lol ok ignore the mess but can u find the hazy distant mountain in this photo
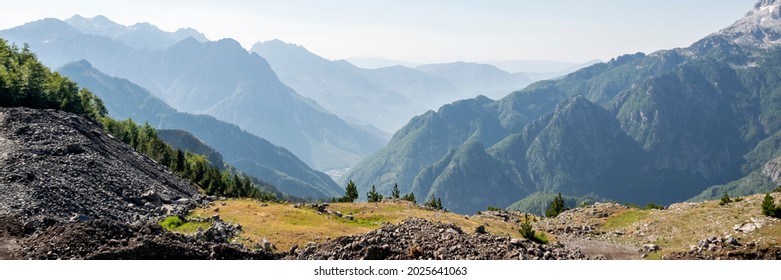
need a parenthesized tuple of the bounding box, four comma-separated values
(359, 65, 464, 110)
(483, 59, 591, 74)
(415, 62, 533, 100)
(345, 56, 421, 69)
(345, 0, 781, 214)
(1, 18, 386, 171)
(65, 15, 208, 50)
(251, 39, 426, 132)
(58, 60, 343, 198)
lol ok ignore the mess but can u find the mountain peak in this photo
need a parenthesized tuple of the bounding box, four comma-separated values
(716, 0, 781, 48)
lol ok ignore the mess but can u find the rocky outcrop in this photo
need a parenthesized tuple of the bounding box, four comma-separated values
(287, 218, 588, 260)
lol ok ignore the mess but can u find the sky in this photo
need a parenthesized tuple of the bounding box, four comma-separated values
(0, 0, 759, 63)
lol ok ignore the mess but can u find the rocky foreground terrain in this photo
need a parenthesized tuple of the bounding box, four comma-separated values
(0, 107, 277, 259)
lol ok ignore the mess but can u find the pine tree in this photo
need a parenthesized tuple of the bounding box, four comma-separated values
(391, 183, 400, 199)
(545, 193, 567, 218)
(340, 180, 359, 202)
(424, 194, 443, 210)
(402, 193, 416, 203)
(367, 185, 383, 202)
(762, 193, 780, 218)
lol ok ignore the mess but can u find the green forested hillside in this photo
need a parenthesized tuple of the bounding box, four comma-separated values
(344, 2, 781, 214)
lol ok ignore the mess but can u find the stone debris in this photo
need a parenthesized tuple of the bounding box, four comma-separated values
(0, 108, 273, 260)
(287, 218, 588, 260)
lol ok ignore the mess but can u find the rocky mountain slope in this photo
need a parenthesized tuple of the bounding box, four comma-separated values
(344, 0, 781, 214)
(0, 107, 278, 259)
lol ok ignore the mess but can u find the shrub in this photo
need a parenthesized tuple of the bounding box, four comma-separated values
(644, 203, 664, 210)
(160, 216, 184, 229)
(487, 206, 502, 211)
(519, 214, 547, 244)
(719, 193, 733, 206)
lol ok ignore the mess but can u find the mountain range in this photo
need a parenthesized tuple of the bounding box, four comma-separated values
(0, 16, 386, 171)
(253, 40, 595, 133)
(344, 0, 781, 214)
(57, 60, 342, 199)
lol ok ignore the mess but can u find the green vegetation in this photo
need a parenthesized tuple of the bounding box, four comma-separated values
(519, 214, 547, 244)
(401, 193, 416, 203)
(424, 194, 443, 210)
(545, 193, 567, 218)
(643, 203, 665, 210)
(602, 209, 649, 230)
(487, 206, 502, 211)
(335, 181, 359, 203)
(762, 193, 780, 218)
(719, 193, 733, 206)
(391, 183, 400, 199)
(100, 118, 276, 200)
(366, 185, 383, 202)
(0, 39, 106, 119)
(160, 216, 184, 229)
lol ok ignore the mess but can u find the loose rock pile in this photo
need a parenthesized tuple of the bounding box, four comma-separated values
(666, 234, 781, 260)
(0, 108, 272, 259)
(287, 218, 589, 260)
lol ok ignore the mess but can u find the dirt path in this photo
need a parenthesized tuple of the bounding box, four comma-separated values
(558, 237, 642, 260)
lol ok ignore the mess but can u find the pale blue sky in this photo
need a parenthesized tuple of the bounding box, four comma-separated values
(0, 0, 759, 63)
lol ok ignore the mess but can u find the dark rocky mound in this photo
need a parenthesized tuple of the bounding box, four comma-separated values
(0, 107, 197, 223)
(0, 107, 275, 259)
(288, 217, 588, 260)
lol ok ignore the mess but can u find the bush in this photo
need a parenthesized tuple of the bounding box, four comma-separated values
(160, 216, 184, 229)
(545, 193, 567, 218)
(487, 206, 502, 211)
(644, 203, 664, 210)
(719, 193, 734, 206)
(762, 193, 780, 218)
(519, 214, 547, 244)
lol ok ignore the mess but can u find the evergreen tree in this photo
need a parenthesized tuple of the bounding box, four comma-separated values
(367, 185, 383, 202)
(340, 180, 359, 202)
(391, 183, 400, 199)
(545, 193, 567, 218)
(762, 193, 780, 218)
(401, 193, 416, 203)
(424, 194, 443, 210)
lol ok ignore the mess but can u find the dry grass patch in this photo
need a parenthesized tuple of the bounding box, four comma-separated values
(181, 199, 533, 251)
